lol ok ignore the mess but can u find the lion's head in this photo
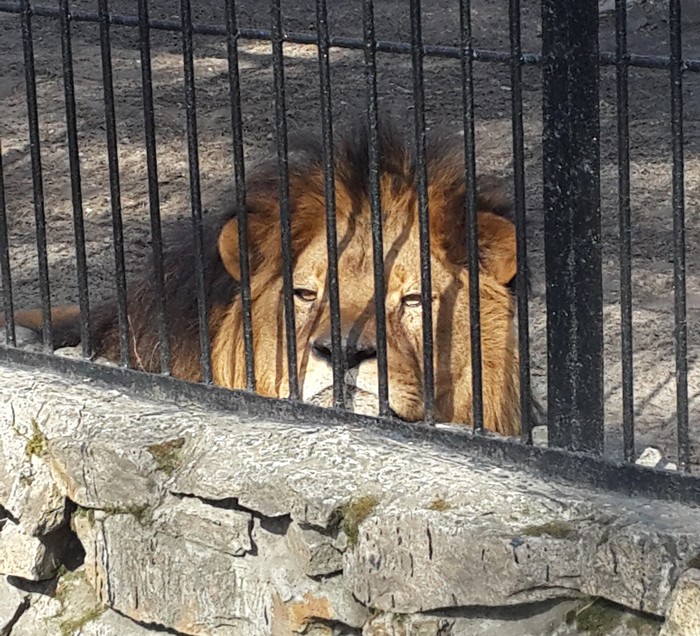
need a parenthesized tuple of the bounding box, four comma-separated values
(210, 119, 520, 435)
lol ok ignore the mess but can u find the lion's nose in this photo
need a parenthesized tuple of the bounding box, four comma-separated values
(312, 335, 377, 369)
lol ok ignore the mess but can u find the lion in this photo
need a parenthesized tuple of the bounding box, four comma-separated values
(2, 118, 522, 435)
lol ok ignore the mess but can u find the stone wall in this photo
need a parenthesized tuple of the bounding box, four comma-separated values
(0, 363, 699, 635)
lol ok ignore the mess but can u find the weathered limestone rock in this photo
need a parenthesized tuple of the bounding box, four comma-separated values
(347, 509, 589, 612)
(153, 494, 254, 558)
(10, 593, 63, 636)
(0, 576, 29, 636)
(659, 569, 700, 636)
(286, 522, 343, 578)
(0, 522, 61, 581)
(47, 438, 161, 514)
(74, 506, 367, 635)
(9, 565, 106, 636)
(0, 415, 66, 536)
(583, 523, 698, 614)
(2, 365, 700, 634)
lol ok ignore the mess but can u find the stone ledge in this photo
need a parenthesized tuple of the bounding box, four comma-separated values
(0, 363, 697, 634)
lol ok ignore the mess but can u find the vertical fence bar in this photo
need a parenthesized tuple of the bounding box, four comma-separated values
(20, 0, 52, 352)
(542, 0, 604, 453)
(138, 0, 170, 375)
(225, 0, 255, 391)
(0, 142, 14, 347)
(59, 0, 91, 358)
(98, 0, 129, 367)
(616, 0, 635, 462)
(315, 0, 345, 408)
(669, 0, 689, 471)
(459, 0, 485, 432)
(409, 0, 435, 423)
(362, 0, 390, 417)
(180, 0, 213, 383)
(270, 0, 300, 400)
(509, 0, 531, 442)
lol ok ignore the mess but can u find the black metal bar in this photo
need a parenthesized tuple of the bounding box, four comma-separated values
(270, 0, 299, 400)
(409, 0, 435, 423)
(138, 0, 170, 375)
(0, 141, 14, 347)
(3, 344, 700, 507)
(315, 0, 345, 409)
(670, 0, 689, 472)
(5, 3, 700, 71)
(509, 0, 531, 442)
(459, 0, 484, 432)
(362, 0, 390, 417)
(20, 0, 52, 352)
(615, 0, 635, 462)
(98, 0, 129, 367)
(542, 0, 604, 453)
(225, 0, 255, 392)
(59, 0, 91, 358)
(180, 0, 212, 384)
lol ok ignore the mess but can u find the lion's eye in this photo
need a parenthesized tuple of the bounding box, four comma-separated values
(293, 288, 317, 302)
(401, 293, 422, 308)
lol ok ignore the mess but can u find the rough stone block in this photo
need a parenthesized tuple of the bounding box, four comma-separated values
(154, 494, 253, 557)
(0, 416, 65, 537)
(659, 569, 700, 636)
(47, 439, 159, 513)
(4, 456, 66, 537)
(3, 365, 700, 632)
(0, 576, 29, 636)
(583, 524, 700, 615)
(286, 522, 343, 578)
(0, 523, 61, 581)
(9, 594, 63, 636)
(346, 509, 588, 613)
(74, 510, 367, 636)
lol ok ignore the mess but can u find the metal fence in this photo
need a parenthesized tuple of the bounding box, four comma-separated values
(0, 0, 698, 504)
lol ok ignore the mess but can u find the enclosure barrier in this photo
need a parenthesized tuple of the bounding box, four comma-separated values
(0, 0, 698, 506)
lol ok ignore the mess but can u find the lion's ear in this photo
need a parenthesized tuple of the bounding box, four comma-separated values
(476, 211, 517, 286)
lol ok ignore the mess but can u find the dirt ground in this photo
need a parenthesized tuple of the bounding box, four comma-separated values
(0, 0, 698, 467)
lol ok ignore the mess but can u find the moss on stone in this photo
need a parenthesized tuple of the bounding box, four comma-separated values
(571, 599, 661, 635)
(73, 506, 95, 527)
(147, 437, 186, 476)
(574, 599, 625, 635)
(625, 613, 663, 634)
(53, 568, 86, 605)
(427, 496, 452, 512)
(336, 495, 379, 548)
(102, 502, 151, 525)
(25, 419, 47, 458)
(58, 605, 106, 636)
(520, 520, 575, 539)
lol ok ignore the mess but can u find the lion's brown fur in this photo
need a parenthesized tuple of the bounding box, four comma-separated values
(2, 118, 523, 435)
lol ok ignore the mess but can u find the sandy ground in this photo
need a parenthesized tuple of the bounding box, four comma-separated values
(0, 0, 699, 467)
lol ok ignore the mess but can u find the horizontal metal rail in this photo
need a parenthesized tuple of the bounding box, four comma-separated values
(1, 2, 699, 71)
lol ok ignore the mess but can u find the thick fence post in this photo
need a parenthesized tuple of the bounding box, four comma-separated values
(542, 0, 604, 453)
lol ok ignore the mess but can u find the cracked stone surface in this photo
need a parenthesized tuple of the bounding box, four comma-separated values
(660, 568, 700, 636)
(0, 576, 28, 636)
(0, 523, 61, 581)
(0, 365, 699, 634)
